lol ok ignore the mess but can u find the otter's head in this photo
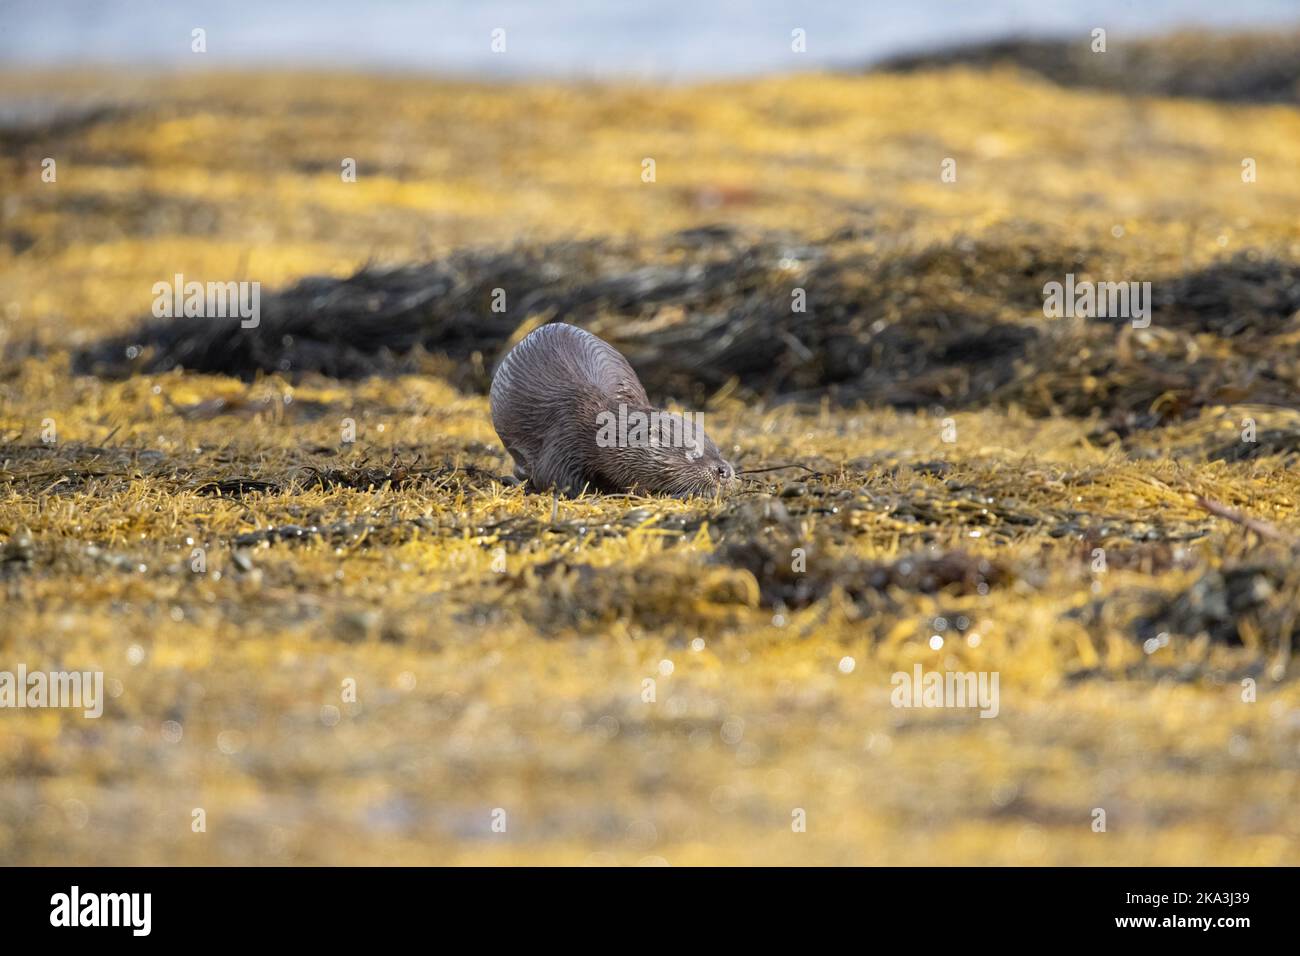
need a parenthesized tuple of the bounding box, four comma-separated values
(597, 405, 737, 498)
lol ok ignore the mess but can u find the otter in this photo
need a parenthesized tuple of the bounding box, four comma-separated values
(489, 323, 736, 497)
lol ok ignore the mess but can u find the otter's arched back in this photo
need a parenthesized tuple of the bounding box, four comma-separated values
(489, 322, 647, 412)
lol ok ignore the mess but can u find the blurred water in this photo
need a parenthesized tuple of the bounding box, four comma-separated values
(0, 0, 1298, 78)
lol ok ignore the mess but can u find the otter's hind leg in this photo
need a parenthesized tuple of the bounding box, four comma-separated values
(495, 441, 531, 486)
(530, 437, 593, 496)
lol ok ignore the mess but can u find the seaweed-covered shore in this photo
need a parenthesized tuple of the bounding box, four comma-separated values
(876, 30, 1300, 103)
(79, 229, 1300, 434)
(2, 41, 1300, 865)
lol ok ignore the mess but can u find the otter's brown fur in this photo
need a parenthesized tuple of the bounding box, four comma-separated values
(490, 323, 736, 497)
